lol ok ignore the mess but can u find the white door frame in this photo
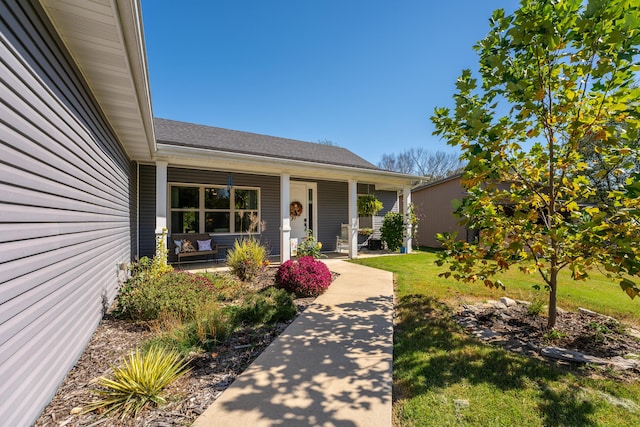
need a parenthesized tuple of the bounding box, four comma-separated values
(289, 181, 318, 240)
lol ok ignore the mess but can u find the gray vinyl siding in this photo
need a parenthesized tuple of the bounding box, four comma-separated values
(315, 183, 398, 251)
(373, 189, 399, 215)
(165, 167, 281, 258)
(138, 164, 157, 258)
(317, 180, 349, 251)
(0, 2, 134, 425)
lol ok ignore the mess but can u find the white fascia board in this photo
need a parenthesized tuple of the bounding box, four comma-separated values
(155, 143, 422, 189)
(40, 0, 156, 161)
(116, 0, 157, 158)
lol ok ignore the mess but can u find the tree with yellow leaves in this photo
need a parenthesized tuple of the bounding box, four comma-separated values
(432, 0, 640, 328)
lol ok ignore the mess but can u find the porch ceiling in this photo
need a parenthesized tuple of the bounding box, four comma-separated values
(155, 144, 422, 190)
(40, 0, 156, 161)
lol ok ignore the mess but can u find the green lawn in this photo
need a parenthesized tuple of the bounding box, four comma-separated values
(352, 251, 640, 427)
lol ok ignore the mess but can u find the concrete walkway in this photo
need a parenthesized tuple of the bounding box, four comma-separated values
(193, 259, 394, 427)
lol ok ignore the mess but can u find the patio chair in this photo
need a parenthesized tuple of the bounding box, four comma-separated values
(336, 223, 349, 253)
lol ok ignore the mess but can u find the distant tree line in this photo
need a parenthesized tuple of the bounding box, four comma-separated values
(377, 148, 465, 181)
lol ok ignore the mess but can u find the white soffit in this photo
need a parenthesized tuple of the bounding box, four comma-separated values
(40, 0, 155, 160)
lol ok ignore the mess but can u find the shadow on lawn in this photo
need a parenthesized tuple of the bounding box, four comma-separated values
(394, 294, 597, 427)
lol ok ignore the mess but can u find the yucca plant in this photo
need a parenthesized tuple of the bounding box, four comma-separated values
(83, 345, 191, 419)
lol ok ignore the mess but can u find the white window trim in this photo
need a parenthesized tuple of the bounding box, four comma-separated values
(168, 183, 261, 235)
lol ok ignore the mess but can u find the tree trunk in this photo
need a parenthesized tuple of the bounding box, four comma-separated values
(547, 269, 558, 329)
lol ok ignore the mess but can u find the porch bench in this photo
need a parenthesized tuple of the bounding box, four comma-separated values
(170, 233, 219, 267)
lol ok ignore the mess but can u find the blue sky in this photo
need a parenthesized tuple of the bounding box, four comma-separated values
(141, 1, 519, 165)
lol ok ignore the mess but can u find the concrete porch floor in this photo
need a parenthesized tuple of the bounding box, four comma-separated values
(175, 249, 400, 273)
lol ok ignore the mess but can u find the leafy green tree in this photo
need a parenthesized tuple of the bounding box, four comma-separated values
(432, 0, 640, 328)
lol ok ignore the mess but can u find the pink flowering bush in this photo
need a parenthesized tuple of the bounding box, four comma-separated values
(275, 256, 332, 297)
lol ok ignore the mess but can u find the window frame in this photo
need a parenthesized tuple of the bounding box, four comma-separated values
(169, 183, 261, 235)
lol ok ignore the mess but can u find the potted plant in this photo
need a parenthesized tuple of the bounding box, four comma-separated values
(357, 194, 383, 217)
(358, 227, 374, 236)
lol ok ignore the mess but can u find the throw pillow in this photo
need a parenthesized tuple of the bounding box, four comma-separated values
(174, 240, 182, 255)
(181, 240, 196, 253)
(197, 239, 212, 251)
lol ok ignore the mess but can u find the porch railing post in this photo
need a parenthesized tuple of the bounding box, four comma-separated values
(155, 161, 168, 235)
(280, 173, 291, 263)
(348, 179, 358, 258)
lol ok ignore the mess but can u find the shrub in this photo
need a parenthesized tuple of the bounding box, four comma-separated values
(227, 239, 267, 281)
(151, 228, 173, 277)
(126, 230, 174, 284)
(114, 271, 217, 321)
(380, 211, 405, 251)
(194, 303, 237, 346)
(83, 345, 190, 419)
(198, 272, 247, 302)
(275, 256, 332, 297)
(236, 287, 297, 325)
(296, 230, 324, 259)
(148, 302, 236, 354)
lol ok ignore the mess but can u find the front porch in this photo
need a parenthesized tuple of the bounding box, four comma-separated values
(142, 164, 416, 264)
(142, 118, 421, 264)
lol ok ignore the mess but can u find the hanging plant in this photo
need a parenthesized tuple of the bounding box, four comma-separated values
(290, 201, 303, 218)
(357, 194, 383, 216)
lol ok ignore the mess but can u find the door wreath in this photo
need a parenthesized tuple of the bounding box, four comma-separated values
(290, 201, 303, 218)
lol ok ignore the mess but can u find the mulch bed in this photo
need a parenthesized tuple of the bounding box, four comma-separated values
(456, 299, 640, 380)
(34, 268, 318, 427)
(35, 268, 640, 426)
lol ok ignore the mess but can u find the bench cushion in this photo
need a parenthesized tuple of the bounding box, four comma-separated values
(170, 234, 218, 263)
(197, 239, 212, 251)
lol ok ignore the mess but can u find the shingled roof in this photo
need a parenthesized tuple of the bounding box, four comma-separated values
(154, 118, 380, 170)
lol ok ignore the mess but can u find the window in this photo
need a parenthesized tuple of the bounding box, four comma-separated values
(234, 189, 259, 233)
(170, 185, 260, 234)
(171, 187, 199, 233)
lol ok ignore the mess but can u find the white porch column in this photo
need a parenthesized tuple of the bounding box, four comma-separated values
(155, 161, 168, 234)
(403, 185, 413, 254)
(280, 173, 291, 263)
(348, 179, 359, 258)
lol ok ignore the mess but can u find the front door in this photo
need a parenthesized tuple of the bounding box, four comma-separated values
(289, 181, 317, 242)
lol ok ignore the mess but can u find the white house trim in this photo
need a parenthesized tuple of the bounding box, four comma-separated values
(40, 0, 156, 160)
(280, 173, 291, 263)
(348, 179, 359, 258)
(155, 161, 168, 234)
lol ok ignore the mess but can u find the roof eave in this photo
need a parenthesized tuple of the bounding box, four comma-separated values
(40, 0, 156, 161)
(412, 172, 463, 192)
(156, 143, 423, 189)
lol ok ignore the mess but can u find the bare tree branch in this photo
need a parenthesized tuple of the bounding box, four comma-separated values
(377, 148, 465, 181)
